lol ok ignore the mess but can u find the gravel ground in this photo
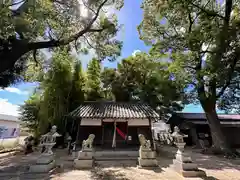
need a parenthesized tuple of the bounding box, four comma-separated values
(0, 147, 240, 180)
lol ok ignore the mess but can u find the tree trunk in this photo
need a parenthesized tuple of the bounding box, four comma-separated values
(189, 126, 201, 148)
(202, 105, 237, 156)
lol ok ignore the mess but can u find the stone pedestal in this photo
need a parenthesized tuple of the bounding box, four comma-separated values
(138, 149, 158, 167)
(29, 154, 56, 173)
(74, 150, 94, 169)
(172, 143, 206, 178)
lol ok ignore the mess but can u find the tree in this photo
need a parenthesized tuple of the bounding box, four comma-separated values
(86, 58, 103, 101)
(0, 0, 123, 87)
(20, 92, 42, 138)
(68, 60, 86, 111)
(101, 53, 184, 118)
(118, 53, 184, 118)
(39, 50, 74, 134)
(139, 0, 240, 155)
(101, 67, 131, 101)
(20, 50, 88, 138)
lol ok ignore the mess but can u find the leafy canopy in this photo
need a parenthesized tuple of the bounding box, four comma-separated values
(138, 0, 240, 113)
(101, 52, 184, 119)
(20, 49, 88, 135)
(86, 58, 103, 101)
(0, 0, 123, 87)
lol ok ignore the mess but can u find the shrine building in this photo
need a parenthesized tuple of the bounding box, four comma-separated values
(68, 101, 160, 149)
(167, 112, 240, 148)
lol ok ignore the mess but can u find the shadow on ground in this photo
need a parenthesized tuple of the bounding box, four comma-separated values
(202, 176, 220, 180)
(1, 147, 240, 180)
(91, 167, 130, 180)
(159, 145, 240, 171)
(0, 150, 73, 180)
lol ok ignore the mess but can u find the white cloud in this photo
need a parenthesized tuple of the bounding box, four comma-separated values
(132, 50, 141, 57)
(0, 87, 29, 95)
(0, 98, 20, 116)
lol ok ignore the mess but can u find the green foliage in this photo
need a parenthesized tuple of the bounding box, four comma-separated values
(101, 52, 184, 119)
(139, 0, 240, 113)
(20, 93, 42, 138)
(138, 0, 240, 153)
(101, 67, 118, 100)
(86, 58, 103, 101)
(39, 50, 74, 134)
(0, 0, 124, 87)
(20, 50, 87, 136)
(68, 61, 86, 111)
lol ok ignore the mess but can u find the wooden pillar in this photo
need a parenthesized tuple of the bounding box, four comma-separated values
(76, 119, 80, 145)
(101, 119, 104, 145)
(112, 120, 116, 148)
(190, 125, 201, 147)
(149, 118, 156, 151)
(126, 121, 129, 145)
(71, 118, 75, 136)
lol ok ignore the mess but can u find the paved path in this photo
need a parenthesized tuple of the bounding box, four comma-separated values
(0, 148, 240, 180)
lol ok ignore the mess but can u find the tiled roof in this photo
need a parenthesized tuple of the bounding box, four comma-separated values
(69, 101, 160, 119)
(175, 112, 240, 121)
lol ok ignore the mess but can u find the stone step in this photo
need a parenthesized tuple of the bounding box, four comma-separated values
(94, 151, 138, 157)
(0, 173, 50, 180)
(173, 159, 198, 171)
(180, 169, 206, 178)
(170, 164, 206, 178)
(95, 160, 137, 167)
(95, 156, 137, 161)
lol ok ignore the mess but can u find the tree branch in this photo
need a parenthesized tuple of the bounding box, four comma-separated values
(0, 0, 108, 74)
(82, 0, 97, 14)
(28, 0, 107, 50)
(216, 51, 240, 98)
(188, 12, 193, 33)
(83, 35, 96, 49)
(190, 2, 225, 19)
(195, 52, 207, 103)
(211, 0, 233, 70)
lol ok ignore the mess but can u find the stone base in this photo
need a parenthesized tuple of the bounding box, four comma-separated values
(171, 164, 206, 177)
(171, 158, 206, 178)
(173, 159, 198, 171)
(29, 160, 55, 173)
(36, 154, 54, 164)
(78, 151, 93, 159)
(138, 158, 158, 167)
(139, 150, 156, 159)
(82, 148, 93, 152)
(72, 151, 77, 158)
(74, 159, 93, 169)
(181, 170, 206, 178)
(175, 151, 192, 162)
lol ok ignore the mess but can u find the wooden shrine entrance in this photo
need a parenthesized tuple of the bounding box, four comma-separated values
(102, 122, 113, 148)
(68, 101, 160, 150)
(102, 121, 128, 149)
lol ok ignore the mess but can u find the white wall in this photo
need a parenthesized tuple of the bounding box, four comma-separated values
(0, 119, 20, 139)
(80, 118, 150, 126)
(0, 119, 20, 128)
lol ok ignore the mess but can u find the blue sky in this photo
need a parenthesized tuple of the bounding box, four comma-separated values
(0, 0, 204, 116)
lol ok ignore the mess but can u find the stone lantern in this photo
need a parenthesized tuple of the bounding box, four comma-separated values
(171, 126, 187, 151)
(171, 126, 206, 178)
(29, 125, 61, 173)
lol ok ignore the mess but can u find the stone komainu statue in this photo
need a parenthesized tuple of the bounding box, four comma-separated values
(82, 134, 95, 149)
(138, 134, 151, 150)
(171, 126, 187, 144)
